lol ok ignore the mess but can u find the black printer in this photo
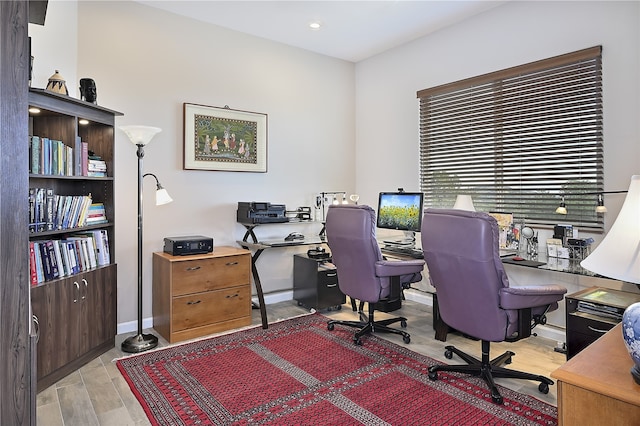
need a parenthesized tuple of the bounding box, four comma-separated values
(237, 202, 289, 224)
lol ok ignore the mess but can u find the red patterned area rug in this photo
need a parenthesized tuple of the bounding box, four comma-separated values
(117, 314, 557, 425)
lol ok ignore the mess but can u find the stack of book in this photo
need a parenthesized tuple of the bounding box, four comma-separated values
(85, 203, 108, 225)
(87, 154, 107, 177)
(29, 188, 96, 232)
(29, 230, 111, 285)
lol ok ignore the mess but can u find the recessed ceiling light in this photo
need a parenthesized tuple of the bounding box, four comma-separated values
(79, 119, 90, 125)
(28, 107, 41, 114)
(309, 21, 322, 30)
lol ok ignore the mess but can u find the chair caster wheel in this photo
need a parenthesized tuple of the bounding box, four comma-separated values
(297, 301, 303, 306)
(428, 369, 438, 381)
(444, 349, 453, 359)
(491, 394, 504, 405)
(400, 319, 407, 328)
(538, 382, 549, 394)
(354, 338, 362, 346)
(327, 323, 334, 331)
(403, 335, 410, 344)
(336, 305, 342, 310)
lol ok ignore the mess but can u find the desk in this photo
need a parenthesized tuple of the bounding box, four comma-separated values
(237, 221, 327, 329)
(551, 323, 640, 425)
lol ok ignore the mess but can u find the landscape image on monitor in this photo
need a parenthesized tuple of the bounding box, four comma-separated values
(377, 193, 423, 232)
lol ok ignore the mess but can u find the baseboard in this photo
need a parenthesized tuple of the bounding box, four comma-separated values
(117, 289, 566, 345)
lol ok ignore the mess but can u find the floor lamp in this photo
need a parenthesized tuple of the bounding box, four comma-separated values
(120, 125, 173, 353)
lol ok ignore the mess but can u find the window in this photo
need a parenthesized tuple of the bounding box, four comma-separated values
(417, 46, 603, 230)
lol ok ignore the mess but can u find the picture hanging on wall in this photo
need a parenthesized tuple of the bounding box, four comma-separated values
(183, 103, 268, 172)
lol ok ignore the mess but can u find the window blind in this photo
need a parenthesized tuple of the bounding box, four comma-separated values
(418, 46, 603, 230)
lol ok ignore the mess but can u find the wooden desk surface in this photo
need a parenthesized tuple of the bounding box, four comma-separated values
(551, 323, 640, 406)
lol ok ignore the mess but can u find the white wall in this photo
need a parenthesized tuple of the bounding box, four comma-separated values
(31, 1, 355, 330)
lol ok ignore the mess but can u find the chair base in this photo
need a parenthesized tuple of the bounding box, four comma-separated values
(327, 304, 410, 345)
(427, 341, 553, 404)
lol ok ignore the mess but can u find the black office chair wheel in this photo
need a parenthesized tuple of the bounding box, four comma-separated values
(538, 382, 549, 394)
(428, 369, 438, 381)
(491, 393, 504, 405)
(402, 335, 410, 344)
(327, 323, 335, 331)
(336, 305, 342, 310)
(444, 349, 453, 359)
(400, 319, 407, 328)
(297, 301, 303, 306)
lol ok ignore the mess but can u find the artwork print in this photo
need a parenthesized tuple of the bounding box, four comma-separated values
(183, 103, 267, 172)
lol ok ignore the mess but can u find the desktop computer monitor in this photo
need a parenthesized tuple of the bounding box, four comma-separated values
(376, 191, 424, 236)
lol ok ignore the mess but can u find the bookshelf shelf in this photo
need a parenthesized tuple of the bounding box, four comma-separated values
(28, 88, 122, 392)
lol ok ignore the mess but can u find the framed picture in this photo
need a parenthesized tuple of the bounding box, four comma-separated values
(183, 103, 268, 172)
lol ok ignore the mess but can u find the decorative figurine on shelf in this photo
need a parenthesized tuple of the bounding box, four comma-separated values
(45, 70, 68, 95)
(79, 78, 97, 104)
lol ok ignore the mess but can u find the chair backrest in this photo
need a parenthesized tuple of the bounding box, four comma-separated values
(421, 208, 512, 341)
(325, 204, 388, 303)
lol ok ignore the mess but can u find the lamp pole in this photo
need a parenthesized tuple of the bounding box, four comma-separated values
(121, 143, 159, 353)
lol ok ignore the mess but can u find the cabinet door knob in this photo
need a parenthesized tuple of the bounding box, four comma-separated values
(186, 300, 201, 305)
(186, 266, 201, 271)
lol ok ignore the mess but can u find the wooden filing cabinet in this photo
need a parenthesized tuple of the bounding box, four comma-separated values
(152, 246, 252, 343)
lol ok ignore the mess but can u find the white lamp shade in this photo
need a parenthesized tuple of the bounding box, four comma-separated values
(453, 194, 476, 211)
(581, 175, 640, 284)
(155, 188, 173, 206)
(120, 125, 162, 146)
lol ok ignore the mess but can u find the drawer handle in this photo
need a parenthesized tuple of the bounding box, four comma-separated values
(327, 284, 337, 288)
(226, 261, 239, 266)
(186, 266, 201, 271)
(588, 325, 609, 334)
(32, 315, 40, 343)
(81, 278, 88, 300)
(186, 300, 201, 305)
(326, 273, 337, 277)
(226, 294, 239, 299)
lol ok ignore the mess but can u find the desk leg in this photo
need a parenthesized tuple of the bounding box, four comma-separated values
(249, 248, 269, 329)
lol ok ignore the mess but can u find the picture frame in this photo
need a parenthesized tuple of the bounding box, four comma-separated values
(183, 103, 268, 172)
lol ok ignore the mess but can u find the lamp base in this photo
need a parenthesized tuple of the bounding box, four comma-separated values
(631, 364, 640, 385)
(121, 333, 159, 353)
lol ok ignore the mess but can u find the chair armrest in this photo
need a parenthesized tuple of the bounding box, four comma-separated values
(499, 285, 567, 310)
(375, 259, 425, 278)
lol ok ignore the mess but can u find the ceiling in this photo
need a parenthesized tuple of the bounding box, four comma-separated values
(137, 1, 508, 63)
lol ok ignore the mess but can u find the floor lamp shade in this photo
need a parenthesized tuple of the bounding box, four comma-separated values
(120, 125, 162, 146)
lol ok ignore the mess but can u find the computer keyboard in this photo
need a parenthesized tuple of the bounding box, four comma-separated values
(381, 246, 424, 259)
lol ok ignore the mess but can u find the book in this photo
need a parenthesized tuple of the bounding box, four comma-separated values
(33, 242, 44, 284)
(45, 189, 55, 231)
(29, 241, 38, 286)
(30, 136, 40, 174)
(85, 203, 107, 224)
(52, 239, 65, 277)
(81, 142, 88, 176)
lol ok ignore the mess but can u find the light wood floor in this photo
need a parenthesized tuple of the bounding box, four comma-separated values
(36, 299, 567, 426)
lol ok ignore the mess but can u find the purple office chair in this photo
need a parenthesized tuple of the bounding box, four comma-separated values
(325, 204, 425, 345)
(421, 208, 567, 404)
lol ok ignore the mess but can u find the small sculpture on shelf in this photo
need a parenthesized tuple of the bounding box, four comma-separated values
(79, 78, 97, 104)
(45, 70, 68, 95)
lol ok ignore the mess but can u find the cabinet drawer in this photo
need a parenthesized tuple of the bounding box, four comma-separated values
(172, 285, 251, 332)
(567, 312, 616, 338)
(318, 269, 339, 287)
(172, 254, 250, 296)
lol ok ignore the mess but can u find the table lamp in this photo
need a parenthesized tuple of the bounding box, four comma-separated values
(453, 194, 475, 211)
(580, 175, 640, 383)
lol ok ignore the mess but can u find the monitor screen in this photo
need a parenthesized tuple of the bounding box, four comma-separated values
(376, 192, 424, 233)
